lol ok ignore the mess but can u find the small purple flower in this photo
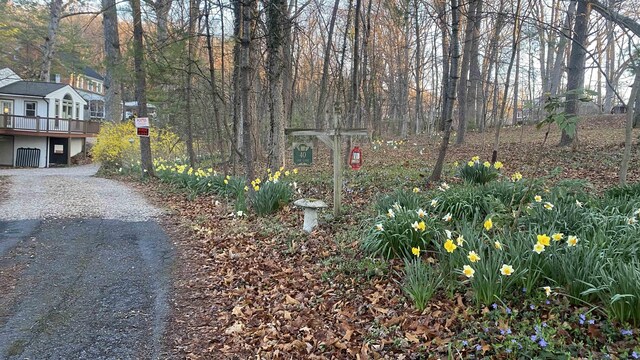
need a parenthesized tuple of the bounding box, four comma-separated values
(506, 348, 512, 353)
(476, 344, 482, 351)
(500, 329, 506, 335)
(522, 287, 527, 293)
(511, 339, 517, 343)
(530, 334, 538, 341)
(545, 300, 551, 305)
(579, 314, 586, 321)
(530, 304, 536, 310)
(621, 329, 633, 336)
(542, 322, 548, 327)
(483, 327, 489, 333)
(588, 319, 595, 325)
(492, 303, 498, 309)
(506, 307, 512, 314)
(631, 351, 639, 359)
(462, 340, 468, 346)
(535, 325, 541, 333)
(506, 327, 512, 335)
(538, 338, 548, 348)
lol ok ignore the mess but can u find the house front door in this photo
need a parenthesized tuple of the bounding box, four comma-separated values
(49, 137, 68, 166)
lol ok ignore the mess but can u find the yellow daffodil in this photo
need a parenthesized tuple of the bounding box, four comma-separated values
(285, 170, 290, 176)
(467, 251, 480, 262)
(224, 179, 229, 185)
(456, 235, 465, 246)
(543, 286, 552, 297)
(511, 172, 522, 181)
(534, 195, 542, 203)
(293, 168, 299, 174)
(253, 185, 260, 191)
(494, 161, 503, 169)
(413, 187, 420, 193)
(463, 265, 475, 278)
(552, 233, 564, 241)
(412, 247, 421, 257)
(279, 166, 285, 171)
(544, 202, 554, 210)
(453, 161, 459, 167)
(533, 242, 546, 254)
(387, 209, 395, 218)
(471, 156, 480, 162)
(537, 234, 551, 247)
(567, 235, 578, 247)
(494, 241, 502, 250)
(375, 223, 384, 231)
(483, 161, 491, 168)
(443, 213, 452, 222)
(444, 239, 457, 253)
(255, 178, 261, 184)
(244, 186, 249, 192)
(500, 264, 514, 276)
(468, 161, 475, 167)
(484, 218, 493, 231)
(226, 175, 231, 180)
(417, 221, 426, 232)
(416, 209, 426, 218)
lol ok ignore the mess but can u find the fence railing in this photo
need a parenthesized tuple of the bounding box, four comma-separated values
(0, 113, 100, 135)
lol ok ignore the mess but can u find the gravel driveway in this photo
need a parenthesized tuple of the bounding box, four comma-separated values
(0, 164, 173, 359)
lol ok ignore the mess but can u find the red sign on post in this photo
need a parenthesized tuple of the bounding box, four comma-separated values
(136, 127, 149, 137)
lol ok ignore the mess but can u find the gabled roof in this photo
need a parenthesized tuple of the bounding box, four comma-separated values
(0, 81, 67, 97)
(83, 67, 104, 81)
(0, 68, 22, 88)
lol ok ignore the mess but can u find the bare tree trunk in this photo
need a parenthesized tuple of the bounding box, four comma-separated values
(413, 0, 423, 134)
(102, 0, 122, 122)
(40, 0, 63, 82)
(430, 0, 460, 183)
(561, 0, 591, 147)
(455, 0, 477, 145)
(467, 0, 482, 130)
(204, 0, 225, 160)
(240, 0, 257, 181)
(185, 0, 198, 166)
(131, 0, 154, 177)
(266, 0, 287, 169)
(435, 0, 450, 132)
(620, 70, 639, 184)
(492, 0, 522, 162)
(550, 0, 576, 96)
(315, 0, 340, 132)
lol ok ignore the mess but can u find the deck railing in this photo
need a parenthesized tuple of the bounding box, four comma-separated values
(0, 113, 100, 135)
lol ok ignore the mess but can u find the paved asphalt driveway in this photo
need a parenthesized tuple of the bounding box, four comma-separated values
(0, 165, 173, 359)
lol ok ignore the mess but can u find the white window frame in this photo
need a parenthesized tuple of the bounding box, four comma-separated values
(25, 101, 37, 117)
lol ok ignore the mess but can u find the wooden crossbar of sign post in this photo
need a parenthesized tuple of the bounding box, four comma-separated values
(285, 116, 367, 217)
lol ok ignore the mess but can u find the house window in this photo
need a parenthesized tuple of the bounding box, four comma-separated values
(25, 101, 37, 117)
(88, 81, 94, 92)
(90, 101, 105, 118)
(55, 99, 60, 117)
(62, 95, 73, 119)
(97, 83, 102, 94)
(75, 103, 80, 119)
(1, 100, 12, 115)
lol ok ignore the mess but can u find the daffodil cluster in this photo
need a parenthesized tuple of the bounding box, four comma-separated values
(458, 157, 502, 184)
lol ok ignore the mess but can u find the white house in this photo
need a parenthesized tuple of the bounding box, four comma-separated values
(0, 68, 100, 168)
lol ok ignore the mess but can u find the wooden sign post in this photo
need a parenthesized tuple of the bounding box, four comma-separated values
(285, 110, 367, 217)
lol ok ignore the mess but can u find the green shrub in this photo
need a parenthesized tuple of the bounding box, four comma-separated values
(375, 188, 423, 215)
(402, 258, 442, 311)
(458, 157, 501, 185)
(362, 206, 442, 259)
(251, 180, 293, 216)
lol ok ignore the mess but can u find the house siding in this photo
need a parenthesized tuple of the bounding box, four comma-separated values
(14, 135, 47, 168)
(70, 138, 83, 157)
(0, 135, 13, 166)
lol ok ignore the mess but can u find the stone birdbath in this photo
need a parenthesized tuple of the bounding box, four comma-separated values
(293, 198, 328, 233)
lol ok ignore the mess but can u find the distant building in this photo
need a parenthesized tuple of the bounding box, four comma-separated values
(67, 67, 105, 120)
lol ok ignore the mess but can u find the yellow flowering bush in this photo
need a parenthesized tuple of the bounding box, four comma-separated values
(457, 156, 502, 185)
(92, 121, 185, 170)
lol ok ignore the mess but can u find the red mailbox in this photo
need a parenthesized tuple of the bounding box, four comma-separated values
(350, 146, 363, 170)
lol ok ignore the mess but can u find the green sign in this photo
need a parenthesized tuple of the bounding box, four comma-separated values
(293, 142, 313, 165)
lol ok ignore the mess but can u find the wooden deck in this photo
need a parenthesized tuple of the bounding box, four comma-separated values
(0, 113, 100, 138)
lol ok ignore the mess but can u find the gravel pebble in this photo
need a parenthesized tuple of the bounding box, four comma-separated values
(0, 164, 162, 221)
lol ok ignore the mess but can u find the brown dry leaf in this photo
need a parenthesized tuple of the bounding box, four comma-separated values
(404, 332, 420, 343)
(343, 329, 354, 341)
(285, 294, 300, 305)
(224, 321, 244, 335)
(231, 305, 244, 317)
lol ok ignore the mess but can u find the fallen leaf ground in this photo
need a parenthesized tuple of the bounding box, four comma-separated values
(131, 115, 639, 359)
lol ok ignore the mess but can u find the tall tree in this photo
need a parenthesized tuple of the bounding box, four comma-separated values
(560, 0, 591, 147)
(430, 0, 460, 182)
(39, 0, 63, 81)
(265, 0, 288, 169)
(184, 0, 198, 166)
(102, 0, 122, 122)
(455, 0, 478, 145)
(131, 0, 154, 176)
